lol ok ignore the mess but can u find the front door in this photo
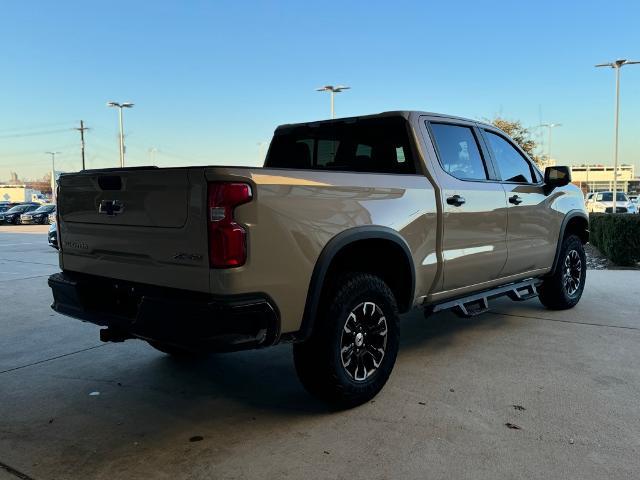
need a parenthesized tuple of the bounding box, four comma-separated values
(481, 128, 557, 276)
(425, 119, 508, 292)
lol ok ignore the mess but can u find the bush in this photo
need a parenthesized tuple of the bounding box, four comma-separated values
(588, 213, 640, 266)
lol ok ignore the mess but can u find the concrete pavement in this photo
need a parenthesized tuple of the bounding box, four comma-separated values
(1, 225, 639, 479)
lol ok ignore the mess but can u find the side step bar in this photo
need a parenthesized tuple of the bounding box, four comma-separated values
(429, 278, 541, 318)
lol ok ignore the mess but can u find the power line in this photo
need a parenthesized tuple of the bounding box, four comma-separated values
(0, 128, 72, 139)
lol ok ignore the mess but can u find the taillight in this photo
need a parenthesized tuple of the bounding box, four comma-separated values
(207, 182, 253, 268)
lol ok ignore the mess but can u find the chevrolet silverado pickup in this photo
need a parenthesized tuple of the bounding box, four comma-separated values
(49, 111, 588, 408)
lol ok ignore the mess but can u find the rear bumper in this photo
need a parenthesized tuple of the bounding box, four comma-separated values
(48, 272, 280, 352)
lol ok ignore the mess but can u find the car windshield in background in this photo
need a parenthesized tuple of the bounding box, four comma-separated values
(34, 205, 55, 213)
(598, 192, 628, 202)
(7, 205, 29, 213)
(264, 117, 416, 174)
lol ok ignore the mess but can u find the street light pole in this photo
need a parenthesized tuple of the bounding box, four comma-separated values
(596, 59, 639, 212)
(46, 151, 61, 203)
(107, 101, 135, 168)
(315, 85, 350, 119)
(538, 123, 561, 167)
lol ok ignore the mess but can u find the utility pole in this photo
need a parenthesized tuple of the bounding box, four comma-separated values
(74, 120, 89, 170)
(596, 59, 640, 212)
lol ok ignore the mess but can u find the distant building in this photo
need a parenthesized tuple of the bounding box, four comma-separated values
(570, 164, 635, 193)
(0, 185, 45, 203)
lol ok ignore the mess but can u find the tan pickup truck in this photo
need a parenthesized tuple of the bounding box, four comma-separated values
(49, 111, 588, 408)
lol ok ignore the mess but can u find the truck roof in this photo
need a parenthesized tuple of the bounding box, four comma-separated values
(275, 110, 494, 132)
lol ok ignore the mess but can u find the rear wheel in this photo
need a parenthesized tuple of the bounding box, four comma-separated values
(293, 273, 400, 409)
(539, 234, 586, 310)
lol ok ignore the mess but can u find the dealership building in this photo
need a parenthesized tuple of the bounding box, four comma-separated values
(570, 164, 637, 194)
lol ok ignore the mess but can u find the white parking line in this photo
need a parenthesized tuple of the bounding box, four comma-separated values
(0, 242, 40, 247)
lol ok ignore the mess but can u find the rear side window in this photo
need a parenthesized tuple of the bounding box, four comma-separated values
(264, 117, 416, 174)
(484, 131, 535, 183)
(430, 123, 488, 181)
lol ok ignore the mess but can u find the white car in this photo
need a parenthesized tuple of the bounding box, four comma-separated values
(587, 191, 637, 214)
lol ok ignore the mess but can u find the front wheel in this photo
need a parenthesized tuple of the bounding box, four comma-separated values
(293, 273, 400, 409)
(538, 234, 586, 310)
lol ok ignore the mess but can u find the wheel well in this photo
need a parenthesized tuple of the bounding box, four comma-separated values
(564, 215, 589, 244)
(323, 238, 414, 313)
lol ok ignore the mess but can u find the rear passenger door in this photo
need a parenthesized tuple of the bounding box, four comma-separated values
(480, 128, 556, 276)
(424, 118, 508, 292)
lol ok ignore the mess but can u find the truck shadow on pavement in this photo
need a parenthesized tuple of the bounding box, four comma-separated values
(116, 305, 510, 414)
(4, 305, 518, 478)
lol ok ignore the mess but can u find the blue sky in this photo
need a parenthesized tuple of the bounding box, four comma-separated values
(1, 0, 639, 180)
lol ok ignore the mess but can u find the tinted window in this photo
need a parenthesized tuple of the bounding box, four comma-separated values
(596, 192, 627, 202)
(7, 205, 28, 213)
(35, 205, 55, 213)
(430, 123, 487, 180)
(265, 117, 416, 174)
(485, 131, 534, 183)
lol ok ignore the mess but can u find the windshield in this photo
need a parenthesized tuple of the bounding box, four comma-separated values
(34, 205, 55, 213)
(7, 205, 29, 213)
(597, 192, 628, 202)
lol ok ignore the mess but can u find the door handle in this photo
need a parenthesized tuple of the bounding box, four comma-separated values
(446, 194, 466, 207)
(509, 195, 523, 205)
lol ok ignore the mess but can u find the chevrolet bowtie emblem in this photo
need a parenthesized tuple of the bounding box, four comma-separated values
(98, 199, 124, 216)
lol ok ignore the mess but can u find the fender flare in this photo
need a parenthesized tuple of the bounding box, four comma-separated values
(294, 226, 415, 342)
(548, 209, 589, 276)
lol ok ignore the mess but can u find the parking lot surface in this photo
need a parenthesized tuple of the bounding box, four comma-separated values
(1, 225, 639, 479)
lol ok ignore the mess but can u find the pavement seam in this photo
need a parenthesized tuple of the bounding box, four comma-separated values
(0, 258, 58, 267)
(0, 461, 37, 480)
(0, 274, 51, 284)
(0, 344, 107, 375)
(494, 311, 640, 331)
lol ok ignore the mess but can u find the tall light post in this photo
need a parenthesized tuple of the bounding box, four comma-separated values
(596, 59, 640, 212)
(46, 151, 61, 202)
(538, 123, 562, 168)
(107, 101, 134, 167)
(148, 147, 158, 164)
(316, 85, 350, 118)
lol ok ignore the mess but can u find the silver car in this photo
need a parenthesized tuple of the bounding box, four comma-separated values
(586, 191, 637, 214)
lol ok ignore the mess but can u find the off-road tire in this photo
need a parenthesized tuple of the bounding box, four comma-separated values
(538, 234, 586, 310)
(293, 273, 400, 409)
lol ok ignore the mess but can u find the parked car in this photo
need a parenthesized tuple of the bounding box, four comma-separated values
(585, 192, 594, 205)
(49, 111, 588, 408)
(586, 191, 637, 214)
(20, 204, 56, 224)
(0, 203, 40, 224)
(48, 211, 57, 224)
(48, 222, 58, 249)
(0, 202, 19, 213)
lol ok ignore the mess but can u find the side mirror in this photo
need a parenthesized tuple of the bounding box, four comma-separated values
(544, 166, 571, 194)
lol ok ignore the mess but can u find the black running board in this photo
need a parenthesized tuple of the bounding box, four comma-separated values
(429, 279, 540, 318)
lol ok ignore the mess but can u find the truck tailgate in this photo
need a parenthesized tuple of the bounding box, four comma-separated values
(58, 167, 210, 292)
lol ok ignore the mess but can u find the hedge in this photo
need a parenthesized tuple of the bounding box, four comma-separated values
(589, 213, 640, 266)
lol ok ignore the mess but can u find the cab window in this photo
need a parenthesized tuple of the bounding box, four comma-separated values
(430, 123, 488, 181)
(484, 131, 535, 183)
